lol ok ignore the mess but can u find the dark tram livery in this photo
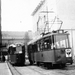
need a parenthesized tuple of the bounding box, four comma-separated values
(27, 30, 73, 68)
(8, 44, 25, 65)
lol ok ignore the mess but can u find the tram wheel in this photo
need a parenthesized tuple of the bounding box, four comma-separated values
(60, 64, 66, 68)
(44, 63, 52, 69)
(30, 60, 33, 65)
(47, 63, 52, 69)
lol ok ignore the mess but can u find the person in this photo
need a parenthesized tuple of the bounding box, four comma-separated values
(5, 55, 8, 61)
(2, 55, 5, 62)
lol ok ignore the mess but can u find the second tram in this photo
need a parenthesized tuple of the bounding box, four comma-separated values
(8, 44, 25, 65)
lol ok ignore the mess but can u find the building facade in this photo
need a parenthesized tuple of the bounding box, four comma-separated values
(32, 0, 75, 57)
(2, 31, 33, 46)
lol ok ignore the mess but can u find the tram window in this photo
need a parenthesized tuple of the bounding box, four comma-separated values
(44, 37, 50, 49)
(37, 44, 40, 51)
(32, 43, 38, 52)
(44, 42, 47, 49)
(49, 36, 53, 49)
(36, 39, 44, 51)
(55, 41, 60, 48)
(10, 47, 16, 54)
(39, 41, 41, 51)
(34, 44, 38, 52)
(40, 39, 44, 51)
(29, 45, 33, 52)
(37, 41, 40, 51)
(54, 35, 69, 48)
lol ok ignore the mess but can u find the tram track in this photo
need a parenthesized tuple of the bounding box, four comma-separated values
(7, 62, 75, 75)
(16, 65, 47, 75)
(7, 62, 66, 75)
(27, 66, 47, 75)
(26, 65, 71, 75)
(7, 62, 45, 75)
(7, 62, 22, 75)
(7, 62, 46, 75)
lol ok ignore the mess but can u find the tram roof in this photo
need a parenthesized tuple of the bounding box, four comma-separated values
(7, 43, 24, 48)
(27, 30, 69, 45)
(27, 36, 42, 45)
(8, 44, 16, 48)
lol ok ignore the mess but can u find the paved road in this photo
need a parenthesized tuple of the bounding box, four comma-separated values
(0, 62, 12, 75)
(7, 59, 75, 75)
(15, 64, 75, 75)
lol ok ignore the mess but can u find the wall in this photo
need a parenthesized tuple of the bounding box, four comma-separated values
(0, 0, 2, 47)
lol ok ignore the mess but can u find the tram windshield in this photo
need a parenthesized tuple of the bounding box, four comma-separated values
(54, 34, 70, 48)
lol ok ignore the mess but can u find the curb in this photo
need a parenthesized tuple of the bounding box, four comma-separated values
(6, 62, 12, 75)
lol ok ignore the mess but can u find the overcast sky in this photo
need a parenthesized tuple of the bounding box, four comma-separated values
(1, 0, 75, 31)
(1, 0, 41, 31)
(56, 0, 75, 29)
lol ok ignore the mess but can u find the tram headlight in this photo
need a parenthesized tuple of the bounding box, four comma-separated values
(66, 49, 72, 57)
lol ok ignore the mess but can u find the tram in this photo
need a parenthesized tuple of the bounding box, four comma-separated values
(27, 30, 73, 68)
(8, 44, 25, 65)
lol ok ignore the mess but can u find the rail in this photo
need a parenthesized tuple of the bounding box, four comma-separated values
(7, 62, 22, 75)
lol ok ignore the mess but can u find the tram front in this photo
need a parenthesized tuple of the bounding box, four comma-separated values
(53, 31, 73, 65)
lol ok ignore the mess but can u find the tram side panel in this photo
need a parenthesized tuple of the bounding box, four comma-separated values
(42, 50, 55, 63)
(9, 55, 17, 64)
(34, 52, 43, 62)
(34, 50, 55, 63)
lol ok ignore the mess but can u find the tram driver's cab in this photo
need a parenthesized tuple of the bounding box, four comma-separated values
(52, 30, 73, 64)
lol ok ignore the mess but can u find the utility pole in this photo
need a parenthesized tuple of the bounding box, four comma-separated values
(24, 32, 30, 56)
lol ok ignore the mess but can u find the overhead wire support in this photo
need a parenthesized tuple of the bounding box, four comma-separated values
(49, 16, 56, 30)
(40, 6, 54, 33)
